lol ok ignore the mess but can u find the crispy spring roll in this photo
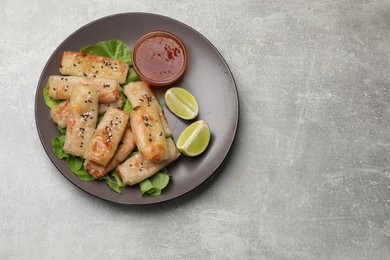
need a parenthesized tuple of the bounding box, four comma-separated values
(84, 107, 129, 166)
(123, 81, 171, 137)
(60, 51, 128, 84)
(48, 75, 120, 104)
(116, 138, 180, 186)
(84, 127, 136, 179)
(130, 105, 168, 162)
(98, 97, 123, 115)
(48, 98, 123, 129)
(50, 100, 70, 128)
(63, 85, 98, 157)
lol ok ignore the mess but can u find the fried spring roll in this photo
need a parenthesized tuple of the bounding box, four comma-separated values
(116, 138, 180, 186)
(60, 51, 128, 84)
(63, 85, 98, 157)
(130, 105, 168, 162)
(50, 100, 70, 128)
(84, 107, 129, 166)
(98, 98, 123, 115)
(48, 75, 120, 104)
(84, 127, 136, 179)
(48, 98, 123, 129)
(123, 81, 171, 137)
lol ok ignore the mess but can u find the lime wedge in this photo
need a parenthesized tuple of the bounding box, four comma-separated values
(164, 87, 198, 120)
(176, 120, 210, 157)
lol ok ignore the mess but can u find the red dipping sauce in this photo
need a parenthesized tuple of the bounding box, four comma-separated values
(133, 31, 188, 86)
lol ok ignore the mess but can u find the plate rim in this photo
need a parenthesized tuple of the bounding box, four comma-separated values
(34, 12, 240, 205)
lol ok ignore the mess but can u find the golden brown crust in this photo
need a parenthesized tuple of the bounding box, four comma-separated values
(98, 98, 123, 115)
(48, 98, 124, 129)
(60, 51, 128, 84)
(123, 81, 171, 137)
(130, 106, 168, 163)
(116, 138, 180, 186)
(48, 75, 120, 104)
(63, 85, 99, 157)
(84, 127, 136, 178)
(84, 107, 129, 166)
(50, 100, 70, 128)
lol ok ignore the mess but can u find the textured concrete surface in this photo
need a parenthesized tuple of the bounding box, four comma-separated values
(1, 0, 390, 259)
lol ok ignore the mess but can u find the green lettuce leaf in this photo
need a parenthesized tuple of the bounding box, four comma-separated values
(66, 155, 95, 181)
(140, 179, 156, 195)
(112, 171, 126, 188)
(57, 126, 66, 135)
(43, 84, 62, 109)
(126, 68, 139, 83)
(80, 39, 132, 65)
(71, 167, 95, 181)
(52, 136, 68, 160)
(140, 169, 170, 196)
(97, 114, 104, 124)
(101, 175, 122, 193)
(66, 155, 83, 171)
(123, 99, 133, 114)
(51, 135, 95, 181)
(101, 171, 126, 193)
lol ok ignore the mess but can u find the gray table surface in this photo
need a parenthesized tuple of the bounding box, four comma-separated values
(1, 0, 390, 259)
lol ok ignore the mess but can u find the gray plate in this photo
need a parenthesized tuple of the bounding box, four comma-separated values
(35, 13, 239, 205)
